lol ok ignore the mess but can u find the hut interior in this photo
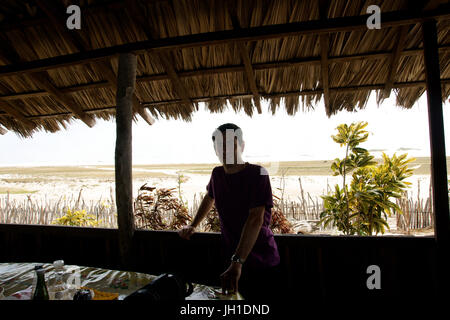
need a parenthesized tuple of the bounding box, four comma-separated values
(0, 0, 449, 298)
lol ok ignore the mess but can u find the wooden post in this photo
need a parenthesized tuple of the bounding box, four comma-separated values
(115, 53, 137, 269)
(422, 19, 450, 293)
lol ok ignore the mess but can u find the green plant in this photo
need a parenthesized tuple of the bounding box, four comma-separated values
(319, 122, 415, 235)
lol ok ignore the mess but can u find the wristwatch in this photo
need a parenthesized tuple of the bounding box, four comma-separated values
(231, 254, 245, 264)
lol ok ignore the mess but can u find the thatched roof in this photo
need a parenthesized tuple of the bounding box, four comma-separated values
(0, 0, 449, 137)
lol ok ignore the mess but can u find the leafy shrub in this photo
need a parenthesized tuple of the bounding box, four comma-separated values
(319, 122, 415, 235)
(53, 208, 101, 227)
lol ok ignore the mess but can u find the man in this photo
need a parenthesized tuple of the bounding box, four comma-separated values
(178, 123, 282, 300)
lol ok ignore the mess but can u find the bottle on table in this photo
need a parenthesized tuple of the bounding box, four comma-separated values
(51, 260, 67, 300)
(33, 266, 49, 300)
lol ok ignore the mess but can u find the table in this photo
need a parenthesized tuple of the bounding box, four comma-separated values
(0, 263, 242, 300)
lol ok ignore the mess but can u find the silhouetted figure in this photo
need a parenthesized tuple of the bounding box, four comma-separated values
(179, 123, 282, 301)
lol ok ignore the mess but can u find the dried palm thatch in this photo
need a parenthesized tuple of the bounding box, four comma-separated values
(0, 0, 448, 137)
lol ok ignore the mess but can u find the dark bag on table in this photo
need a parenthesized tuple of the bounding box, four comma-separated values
(123, 273, 193, 301)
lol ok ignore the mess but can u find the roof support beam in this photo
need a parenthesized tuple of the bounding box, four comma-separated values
(1, 44, 448, 80)
(29, 72, 95, 127)
(141, 78, 450, 106)
(1, 46, 449, 102)
(97, 60, 156, 125)
(227, 1, 262, 114)
(115, 53, 136, 269)
(320, 35, 331, 116)
(382, 26, 409, 99)
(422, 17, 450, 293)
(3, 78, 447, 120)
(0, 100, 36, 129)
(319, 0, 332, 116)
(127, 0, 195, 112)
(0, 6, 448, 77)
(35, 0, 155, 126)
(381, 0, 443, 100)
(0, 0, 169, 33)
(236, 42, 262, 114)
(156, 53, 196, 111)
(0, 40, 37, 129)
(0, 34, 94, 128)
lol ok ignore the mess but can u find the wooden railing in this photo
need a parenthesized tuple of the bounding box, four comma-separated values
(0, 223, 438, 297)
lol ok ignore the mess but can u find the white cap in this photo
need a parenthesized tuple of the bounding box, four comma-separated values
(53, 260, 64, 268)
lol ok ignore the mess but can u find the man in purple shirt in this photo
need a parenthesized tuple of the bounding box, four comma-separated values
(178, 123, 281, 300)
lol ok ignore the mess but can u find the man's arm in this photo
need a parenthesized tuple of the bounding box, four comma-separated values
(220, 205, 265, 294)
(178, 194, 214, 240)
(233, 205, 265, 262)
(190, 194, 214, 228)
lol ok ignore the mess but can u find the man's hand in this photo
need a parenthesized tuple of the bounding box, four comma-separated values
(178, 225, 196, 240)
(220, 262, 242, 295)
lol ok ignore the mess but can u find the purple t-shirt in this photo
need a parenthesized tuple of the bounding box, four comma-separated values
(206, 162, 280, 269)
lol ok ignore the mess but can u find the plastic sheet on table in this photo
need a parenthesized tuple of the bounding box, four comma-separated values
(0, 263, 242, 300)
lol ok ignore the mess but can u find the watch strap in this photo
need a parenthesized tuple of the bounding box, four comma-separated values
(231, 254, 245, 264)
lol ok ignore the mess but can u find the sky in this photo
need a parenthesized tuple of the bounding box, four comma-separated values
(0, 92, 449, 166)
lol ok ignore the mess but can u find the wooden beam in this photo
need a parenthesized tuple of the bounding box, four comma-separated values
(1, 45, 450, 102)
(1, 78, 448, 120)
(0, 100, 36, 129)
(29, 72, 95, 127)
(0, 35, 94, 127)
(227, 0, 262, 114)
(35, 0, 155, 126)
(0, 0, 170, 33)
(0, 39, 37, 129)
(319, 0, 332, 116)
(142, 78, 450, 105)
(115, 53, 137, 269)
(238, 42, 262, 114)
(422, 21, 450, 242)
(382, 26, 409, 99)
(320, 35, 331, 116)
(422, 18, 450, 291)
(381, 0, 437, 100)
(139, 78, 450, 106)
(96, 60, 155, 125)
(1, 44, 448, 81)
(157, 53, 196, 111)
(127, 0, 195, 112)
(0, 6, 448, 77)
(0, 81, 111, 101)
(423, 0, 446, 10)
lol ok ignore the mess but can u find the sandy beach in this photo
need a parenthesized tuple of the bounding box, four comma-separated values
(0, 158, 445, 236)
(0, 166, 434, 205)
